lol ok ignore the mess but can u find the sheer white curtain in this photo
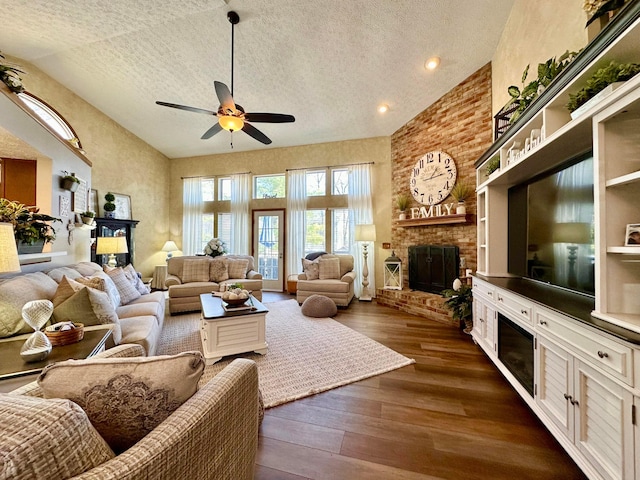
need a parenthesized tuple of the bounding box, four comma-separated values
(286, 170, 307, 277)
(348, 163, 375, 298)
(230, 173, 250, 255)
(182, 177, 203, 256)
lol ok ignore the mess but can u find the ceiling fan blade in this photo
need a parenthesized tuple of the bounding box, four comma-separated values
(155, 101, 216, 116)
(214, 81, 237, 114)
(242, 123, 272, 145)
(201, 122, 223, 140)
(244, 112, 295, 123)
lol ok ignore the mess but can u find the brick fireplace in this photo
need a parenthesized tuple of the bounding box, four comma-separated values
(376, 63, 493, 325)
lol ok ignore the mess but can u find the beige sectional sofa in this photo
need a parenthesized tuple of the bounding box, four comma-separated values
(296, 254, 356, 307)
(0, 262, 165, 356)
(166, 255, 262, 315)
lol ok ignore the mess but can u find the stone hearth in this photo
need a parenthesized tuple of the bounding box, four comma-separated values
(376, 288, 455, 326)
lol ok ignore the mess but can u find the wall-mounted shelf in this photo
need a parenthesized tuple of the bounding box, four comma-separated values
(74, 222, 96, 230)
(18, 251, 67, 265)
(396, 213, 474, 227)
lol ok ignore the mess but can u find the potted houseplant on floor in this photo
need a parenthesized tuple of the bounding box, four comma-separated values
(0, 198, 61, 254)
(103, 192, 116, 219)
(450, 181, 472, 214)
(60, 171, 80, 192)
(442, 279, 473, 334)
(396, 193, 411, 220)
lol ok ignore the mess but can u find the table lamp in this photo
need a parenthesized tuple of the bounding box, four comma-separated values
(162, 240, 179, 261)
(96, 236, 128, 267)
(553, 222, 591, 288)
(0, 222, 21, 274)
(355, 224, 376, 301)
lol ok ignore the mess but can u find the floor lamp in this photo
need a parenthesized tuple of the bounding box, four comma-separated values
(355, 224, 376, 301)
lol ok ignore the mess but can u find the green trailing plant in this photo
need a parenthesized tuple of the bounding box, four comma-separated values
(103, 192, 116, 213)
(567, 61, 640, 112)
(442, 281, 473, 331)
(450, 181, 472, 203)
(396, 193, 411, 212)
(504, 50, 580, 124)
(485, 156, 500, 176)
(0, 51, 24, 93)
(0, 198, 61, 245)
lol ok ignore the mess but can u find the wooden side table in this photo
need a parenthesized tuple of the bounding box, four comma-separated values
(151, 264, 168, 290)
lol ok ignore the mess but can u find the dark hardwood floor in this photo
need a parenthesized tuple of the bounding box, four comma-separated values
(257, 293, 587, 479)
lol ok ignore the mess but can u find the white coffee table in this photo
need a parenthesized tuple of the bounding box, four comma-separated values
(199, 293, 268, 365)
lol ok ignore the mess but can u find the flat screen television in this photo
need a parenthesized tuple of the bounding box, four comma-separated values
(508, 151, 595, 296)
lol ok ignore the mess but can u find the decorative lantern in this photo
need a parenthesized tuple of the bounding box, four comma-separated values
(383, 251, 403, 290)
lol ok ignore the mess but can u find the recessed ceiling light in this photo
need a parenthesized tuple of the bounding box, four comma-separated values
(378, 104, 389, 113)
(425, 57, 440, 70)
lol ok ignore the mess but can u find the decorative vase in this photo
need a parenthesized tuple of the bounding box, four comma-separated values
(104, 211, 116, 219)
(456, 202, 466, 215)
(81, 215, 94, 225)
(463, 318, 473, 335)
(399, 212, 406, 220)
(17, 239, 45, 254)
(61, 177, 79, 192)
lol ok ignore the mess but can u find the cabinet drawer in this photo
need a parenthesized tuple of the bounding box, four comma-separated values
(472, 278, 495, 302)
(495, 289, 532, 325)
(535, 309, 633, 385)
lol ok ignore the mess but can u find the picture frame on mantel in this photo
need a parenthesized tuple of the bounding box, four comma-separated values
(89, 189, 99, 216)
(625, 223, 640, 246)
(112, 193, 132, 220)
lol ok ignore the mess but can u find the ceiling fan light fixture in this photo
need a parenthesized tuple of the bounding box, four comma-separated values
(219, 115, 244, 132)
(425, 56, 440, 70)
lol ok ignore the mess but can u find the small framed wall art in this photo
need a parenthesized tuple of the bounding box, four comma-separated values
(112, 193, 132, 220)
(625, 223, 640, 246)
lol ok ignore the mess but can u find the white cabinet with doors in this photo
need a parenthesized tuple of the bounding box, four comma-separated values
(472, 277, 497, 356)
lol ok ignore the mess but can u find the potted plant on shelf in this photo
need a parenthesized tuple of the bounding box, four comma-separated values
(0, 198, 61, 254)
(396, 193, 411, 220)
(60, 171, 80, 192)
(450, 181, 472, 214)
(80, 210, 95, 225)
(0, 51, 25, 93)
(442, 279, 473, 334)
(103, 193, 116, 219)
(485, 156, 500, 178)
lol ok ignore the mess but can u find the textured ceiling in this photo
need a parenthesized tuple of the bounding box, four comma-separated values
(0, 0, 515, 159)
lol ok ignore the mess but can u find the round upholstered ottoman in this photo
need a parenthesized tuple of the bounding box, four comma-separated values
(301, 294, 338, 318)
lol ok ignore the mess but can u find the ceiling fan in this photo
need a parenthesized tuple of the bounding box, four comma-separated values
(155, 10, 295, 146)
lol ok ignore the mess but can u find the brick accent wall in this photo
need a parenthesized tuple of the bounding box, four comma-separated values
(376, 63, 493, 325)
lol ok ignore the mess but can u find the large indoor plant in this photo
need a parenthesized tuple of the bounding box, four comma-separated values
(442, 279, 473, 334)
(0, 198, 61, 253)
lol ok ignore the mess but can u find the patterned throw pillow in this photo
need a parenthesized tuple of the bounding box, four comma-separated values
(181, 258, 211, 283)
(104, 267, 142, 305)
(319, 257, 341, 280)
(301, 258, 320, 280)
(210, 257, 229, 283)
(38, 351, 205, 454)
(227, 258, 249, 279)
(123, 264, 151, 295)
(52, 278, 122, 344)
(0, 394, 115, 479)
(76, 274, 121, 309)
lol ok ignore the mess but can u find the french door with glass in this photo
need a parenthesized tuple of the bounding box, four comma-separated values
(252, 210, 285, 291)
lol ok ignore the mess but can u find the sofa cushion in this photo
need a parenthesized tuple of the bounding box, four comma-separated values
(227, 258, 249, 279)
(182, 258, 211, 283)
(73, 262, 103, 277)
(169, 282, 217, 298)
(318, 257, 341, 280)
(119, 316, 160, 356)
(38, 351, 205, 454)
(0, 393, 115, 479)
(104, 267, 141, 305)
(301, 294, 338, 317)
(301, 258, 320, 280)
(124, 264, 151, 295)
(0, 272, 59, 338)
(210, 257, 229, 283)
(116, 301, 163, 321)
(76, 274, 121, 309)
(297, 279, 352, 294)
(46, 266, 84, 283)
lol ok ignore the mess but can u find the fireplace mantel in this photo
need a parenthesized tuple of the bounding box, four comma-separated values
(396, 213, 474, 227)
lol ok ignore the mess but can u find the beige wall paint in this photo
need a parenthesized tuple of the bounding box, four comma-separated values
(170, 137, 391, 290)
(492, 0, 588, 115)
(0, 55, 171, 276)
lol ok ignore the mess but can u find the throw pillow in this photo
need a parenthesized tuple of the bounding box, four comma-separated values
(210, 257, 229, 283)
(301, 258, 320, 280)
(104, 267, 141, 305)
(319, 257, 341, 280)
(123, 264, 151, 295)
(52, 281, 122, 345)
(0, 394, 115, 479)
(76, 274, 121, 309)
(182, 258, 211, 283)
(227, 258, 249, 279)
(38, 351, 206, 454)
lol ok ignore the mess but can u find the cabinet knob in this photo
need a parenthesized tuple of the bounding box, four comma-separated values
(488, 292, 493, 297)
(521, 309, 527, 315)
(597, 350, 609, 359)
(539, 320, 547, 326)
(497, 296, 503, 302)
(563, 393, 571, 401)
(571, 398, 579, 407)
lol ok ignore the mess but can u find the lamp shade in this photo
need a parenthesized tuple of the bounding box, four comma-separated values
(96, 236, 129, 255)
(161, 240, 179, 252)
(0, 222, 20, 273)
(355, 224, 376, 242)
(552, 223, 591, 244)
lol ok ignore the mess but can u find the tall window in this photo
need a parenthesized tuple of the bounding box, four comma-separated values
(201, 213, 214, 252)
(332, 169, 349, 195)
(217, 213, 231, 249)
(306, 171, 326, 196)
(201, 178, 215, 201)
(218, 178, 231, 201)
(254, 174, 285, 199)
(305, 210, 326, 254)
(332, 209, 350, 253)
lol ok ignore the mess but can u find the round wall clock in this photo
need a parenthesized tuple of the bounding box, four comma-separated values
(409, 150, 458, 205)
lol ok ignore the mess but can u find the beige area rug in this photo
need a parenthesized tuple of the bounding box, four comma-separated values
(157, 299, 415, 408)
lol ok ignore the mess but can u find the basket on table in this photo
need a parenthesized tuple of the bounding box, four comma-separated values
(45, 322, 84, 346)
